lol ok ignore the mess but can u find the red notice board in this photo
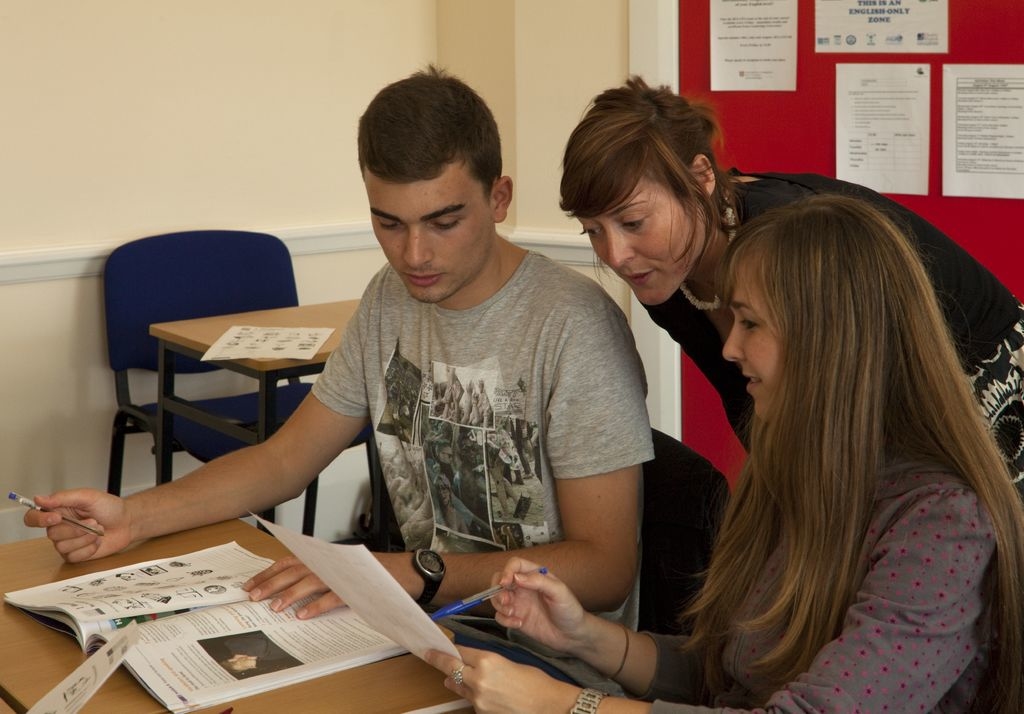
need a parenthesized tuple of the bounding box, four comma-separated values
(678, 0, 1024, 483)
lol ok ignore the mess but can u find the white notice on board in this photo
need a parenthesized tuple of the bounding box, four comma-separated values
(711, 0, 797, 91)
(815, 0, 948, 54)
(942, 64, 1024, 200)
(836, 63, 930, 195)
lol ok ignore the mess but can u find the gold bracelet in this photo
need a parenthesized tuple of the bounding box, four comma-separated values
(570, 687, 607, 713)
(609, 622, 630, 679)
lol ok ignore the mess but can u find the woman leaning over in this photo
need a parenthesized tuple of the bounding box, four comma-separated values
(561, 76, 1024, 489)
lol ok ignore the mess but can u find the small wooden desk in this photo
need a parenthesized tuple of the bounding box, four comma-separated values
(149, 300, 360, 487)
(0, 520, 471, 713)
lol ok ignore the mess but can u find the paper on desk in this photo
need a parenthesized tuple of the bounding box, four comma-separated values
(254, 515, 460, 662)
(201, 325, 334, 360)
(27, 621, 139, 714)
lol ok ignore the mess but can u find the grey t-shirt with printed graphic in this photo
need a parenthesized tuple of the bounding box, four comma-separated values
(312, 251, 653, 559)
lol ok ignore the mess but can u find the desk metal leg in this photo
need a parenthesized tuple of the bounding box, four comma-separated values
(257, 373, 280, 523)
(257, 374, 279, 442)
(155, 342, 175, 485)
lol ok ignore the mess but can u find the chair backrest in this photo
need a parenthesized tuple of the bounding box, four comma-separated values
(103, 230, 299, 373)
(639, 429, 730, 635)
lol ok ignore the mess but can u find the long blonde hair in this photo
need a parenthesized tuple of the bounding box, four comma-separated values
(684, 194, 1024, 712)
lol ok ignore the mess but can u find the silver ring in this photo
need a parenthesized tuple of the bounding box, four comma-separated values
(452, 665, 464, 686)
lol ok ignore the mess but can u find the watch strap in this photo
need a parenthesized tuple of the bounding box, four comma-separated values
(416, 574, 441, 605)
(413, 550, 443, 605)
(569, 687, 606, 713)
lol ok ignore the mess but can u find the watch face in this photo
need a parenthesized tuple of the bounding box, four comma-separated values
(417, 550, 444, 577)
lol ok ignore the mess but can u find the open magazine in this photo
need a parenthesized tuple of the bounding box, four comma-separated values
(5, 542, 273, 653)
(5, 542, 405, 713)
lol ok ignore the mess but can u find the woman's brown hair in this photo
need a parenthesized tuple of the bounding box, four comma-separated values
(684, 194, 1024, 712)
(560, 76, 736, 268)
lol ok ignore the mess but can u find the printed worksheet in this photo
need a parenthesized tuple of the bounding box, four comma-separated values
(836, 63, 930, 195)
(943, 64, 1024, 199)
(711, 0, 797, 91)
(201, 325, 334, 361)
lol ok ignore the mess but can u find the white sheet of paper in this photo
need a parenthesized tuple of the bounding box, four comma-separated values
(201, 325, 334, 361)
(254, 516, 460, 662)
(27, 621, 139, 714)
(815, 0, 948, 53)
(711, 0, 797, 91)
(943, 64, 1024, 199)
(836, 63, 930, 195)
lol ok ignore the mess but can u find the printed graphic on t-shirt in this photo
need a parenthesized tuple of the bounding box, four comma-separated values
(376, 344, 548, 553)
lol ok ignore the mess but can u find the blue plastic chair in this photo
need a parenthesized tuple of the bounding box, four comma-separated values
(103, 229, 371, 534)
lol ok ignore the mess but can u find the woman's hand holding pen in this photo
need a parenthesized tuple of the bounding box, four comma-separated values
(490, 557, 594, 658)
(26, 489, 131, 562)
(425, 560, 617, 714)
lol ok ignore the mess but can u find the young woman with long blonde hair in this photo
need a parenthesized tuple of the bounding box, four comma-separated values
(427, 195, 1024, 713)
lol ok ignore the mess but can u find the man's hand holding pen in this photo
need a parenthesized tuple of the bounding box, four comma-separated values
(17, 488, 132, 563)
(9, 491, 104, 536)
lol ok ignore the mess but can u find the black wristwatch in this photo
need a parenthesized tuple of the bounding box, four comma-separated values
(412, 549, 445, 605)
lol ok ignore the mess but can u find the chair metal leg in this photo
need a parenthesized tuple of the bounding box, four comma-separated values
(303, 433, 379, 541)
(107, 411, 131, 496)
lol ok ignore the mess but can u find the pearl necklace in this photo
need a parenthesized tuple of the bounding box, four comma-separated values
(679, 207, 737, 312)
(679, 282, 721, 311)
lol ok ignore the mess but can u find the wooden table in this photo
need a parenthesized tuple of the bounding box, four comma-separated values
(0, 520, 471, 713)
(149, 300, 360, 487)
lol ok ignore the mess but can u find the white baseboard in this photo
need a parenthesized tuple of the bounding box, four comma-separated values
(0, 223, 379, 286)
(0, 224, 595, 286)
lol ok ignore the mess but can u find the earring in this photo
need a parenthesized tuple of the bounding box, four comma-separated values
(724, 206, 737, 242)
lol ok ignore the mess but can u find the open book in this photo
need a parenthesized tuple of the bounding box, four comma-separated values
(5, 542, 273, 653)
(5, 542, 404, 713)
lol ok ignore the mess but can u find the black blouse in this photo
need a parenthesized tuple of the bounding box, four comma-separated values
(643, 171, 1020, 443)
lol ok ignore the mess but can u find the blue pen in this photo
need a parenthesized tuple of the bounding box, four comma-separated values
(8, 491, 105, 536)
(430, 567, 548, 621)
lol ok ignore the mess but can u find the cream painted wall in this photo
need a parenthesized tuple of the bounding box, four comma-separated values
(1, 1, 436, 247)
(510, 0, 632, 307)
(0, 2, 435, 544)
(437, 0, 632, 307)
(437, 1, 518, 223)
(512, 1, 628, 231)
(0, 1, 639, 544)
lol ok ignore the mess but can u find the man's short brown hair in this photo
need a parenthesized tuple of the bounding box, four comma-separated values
(357, 65, 502, 192)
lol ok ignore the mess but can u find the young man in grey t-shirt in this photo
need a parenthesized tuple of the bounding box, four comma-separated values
(28, 67, 653, 639)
